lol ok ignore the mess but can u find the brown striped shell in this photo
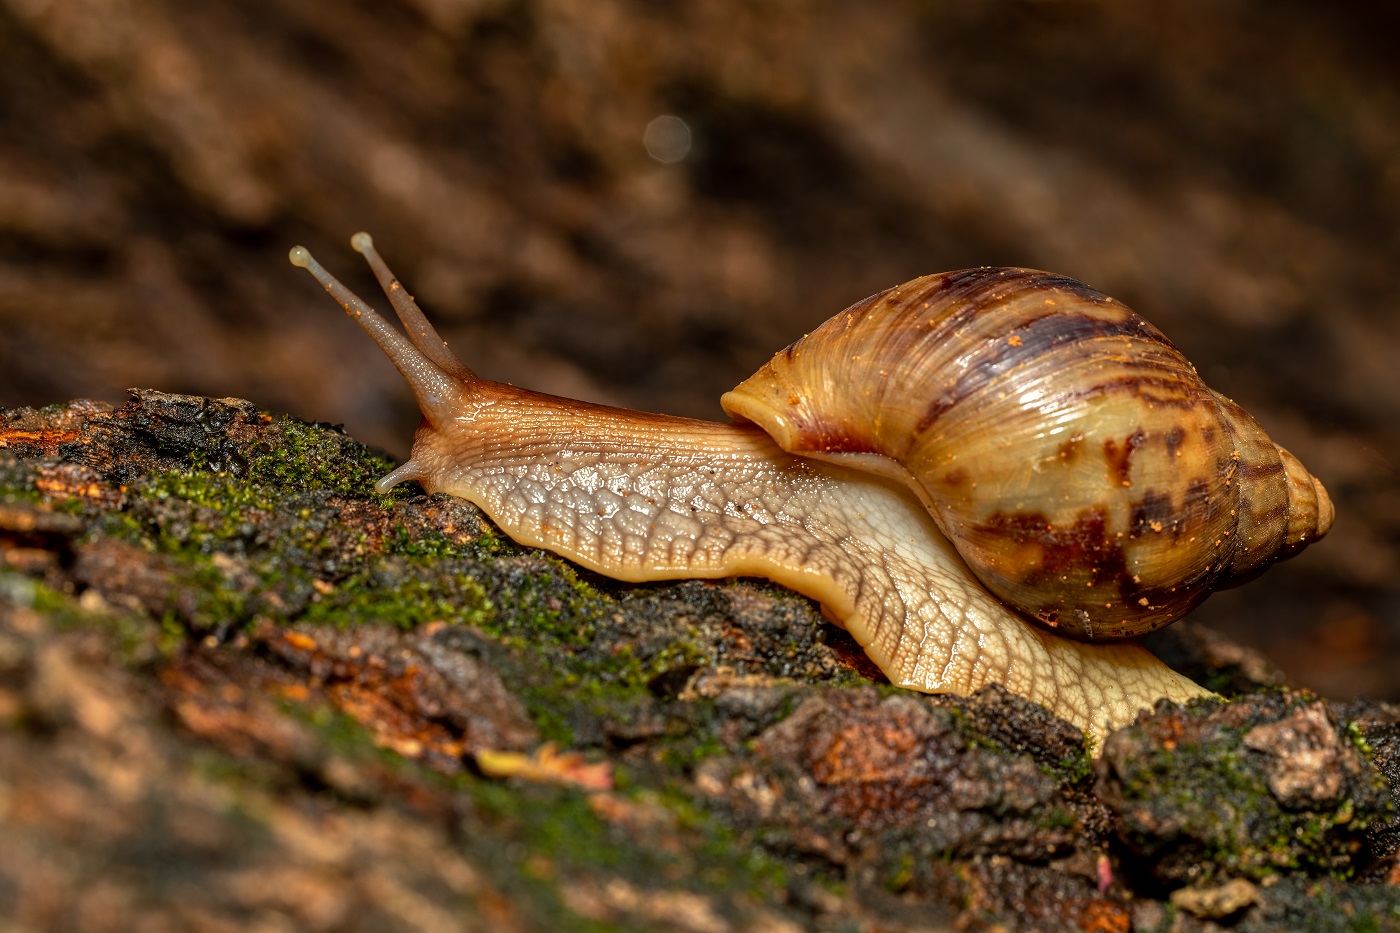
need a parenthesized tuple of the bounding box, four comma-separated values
(720, 267, 1333, 640)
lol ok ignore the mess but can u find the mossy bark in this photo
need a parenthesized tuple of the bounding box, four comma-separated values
(1, 390, 1397, 931)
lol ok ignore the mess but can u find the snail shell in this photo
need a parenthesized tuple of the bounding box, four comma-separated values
(724, 268, 1333, 639)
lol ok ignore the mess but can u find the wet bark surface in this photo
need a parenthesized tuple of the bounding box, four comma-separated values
(2, 391, 1398, 931)
(0, 0, 1397, 701)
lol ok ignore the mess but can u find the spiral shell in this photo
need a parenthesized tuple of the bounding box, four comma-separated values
(721, 267, 1333, 639)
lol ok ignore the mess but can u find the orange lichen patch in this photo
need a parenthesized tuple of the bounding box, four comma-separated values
(32, 463, 124, 507)
(266, 627, 475, 765)
(162, 661, 319, 761)
(808, 718, 925, 785)
(796, 719, 958, 829)
(0, 503, 82, 536)
(157, 619, 536, 778)
(1139, 712, 1189, 752)
(281, 631, 320, 652)
(276, 683, 312, 702)
(0, 503, 82, 573)
(34, 475, 101, 500)
(951, 856, 1135, 933)
(475, 742, 613, 791)
(2, 546, 59, 573)
(326, 671, 469, 763)
(753, 693, 976, 833)
(1077, 900, 1132, 932)
(0, 427, 80, 453)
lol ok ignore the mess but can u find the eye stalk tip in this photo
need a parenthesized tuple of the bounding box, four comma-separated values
(351, 231, 374, 254)
(288, 245, 313, 268)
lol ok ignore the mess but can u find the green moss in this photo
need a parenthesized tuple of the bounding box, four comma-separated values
(484, 571, 602, 649)
(127, 471, 266, 553)
(514, 685, 578, 745)
(147, 467, 274, 514)
(243, 419, 398, 495)
(454, 774, 793, 926)
(299, 700, 419, 771)
(1049, 744, 1095, 785)
(27, 578, 66, 614)
(472, 781, 637, 870)
(0, 483, 42, 505)
(884, 849, 915, 893)
(1038, 805, 1078, 831)
(515, 679, 650, 747)
(1345, 720, 1375, 759)
(301, 566, 493, 631)
(657, 729, 730, 770)
(386, 525, 472, 560)
(1110, 715, 1381, 882)
(656, 789, 791, 897)
(464, 525, 512, 559)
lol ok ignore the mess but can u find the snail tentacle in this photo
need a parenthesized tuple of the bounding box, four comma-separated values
(291, 243, 466, 428)
(350, 232, 475, 381)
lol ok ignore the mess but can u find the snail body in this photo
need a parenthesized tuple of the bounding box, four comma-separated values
(289, 236, 1331, 740)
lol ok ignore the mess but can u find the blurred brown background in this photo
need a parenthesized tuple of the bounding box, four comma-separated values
(1, 0, 1396, 700)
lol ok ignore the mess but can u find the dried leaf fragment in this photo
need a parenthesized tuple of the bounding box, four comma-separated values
(474, 742, 613, 791)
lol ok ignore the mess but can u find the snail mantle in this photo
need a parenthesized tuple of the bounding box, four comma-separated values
(290, 235, 1332, 742)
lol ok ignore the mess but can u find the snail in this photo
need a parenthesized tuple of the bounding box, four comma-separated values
(289, 234, 1333, 741)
